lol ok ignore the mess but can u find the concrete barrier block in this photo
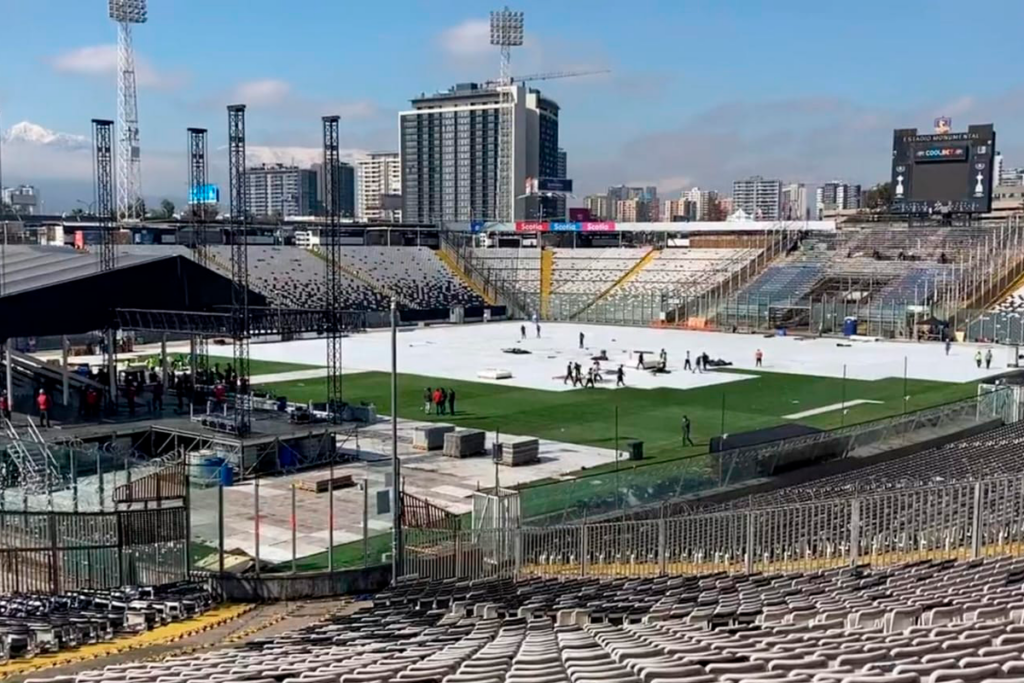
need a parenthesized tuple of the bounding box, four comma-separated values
(413, 424, 456, 451)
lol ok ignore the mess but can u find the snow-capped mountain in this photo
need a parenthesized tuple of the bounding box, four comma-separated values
(245, 145, 368, 168)
(3, 121, 90, 150)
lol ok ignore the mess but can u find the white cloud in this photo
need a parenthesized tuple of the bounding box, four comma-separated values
(438, 19, 492, 58)
(229, 79, 292, 107)
(221, 79, 380, 121)
(50, 44, 186, 89)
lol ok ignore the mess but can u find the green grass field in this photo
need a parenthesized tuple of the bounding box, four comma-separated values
(260, 369, 977, 464)
(252, 367, 977, 571)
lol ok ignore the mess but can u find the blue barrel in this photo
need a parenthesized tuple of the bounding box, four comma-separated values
(202, 456, 224, 482)
(843, 317, 859, 336)
(219, 462, 234, 487)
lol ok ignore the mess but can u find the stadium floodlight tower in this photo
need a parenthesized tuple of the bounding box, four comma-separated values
(108, 0, 146, 223)
(490, 6, 523, 223)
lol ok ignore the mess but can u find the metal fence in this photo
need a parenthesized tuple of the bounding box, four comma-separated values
(403, 473, 1024, 582)
(0, 507, 188, 594)
(515, 388, 1005, 525)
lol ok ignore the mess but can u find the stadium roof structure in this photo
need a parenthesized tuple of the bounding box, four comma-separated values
(0, 245, 266, 340)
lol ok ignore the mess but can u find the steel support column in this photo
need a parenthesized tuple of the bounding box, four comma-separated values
(227, 105, 250, 436)
(92, 119, 116, 272)
(322, 115, 343, 419)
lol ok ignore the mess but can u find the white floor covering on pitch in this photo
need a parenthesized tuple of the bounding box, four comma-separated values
(247, 321, 1007, 393)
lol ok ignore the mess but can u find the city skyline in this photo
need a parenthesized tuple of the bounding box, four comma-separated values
(1, 0, 1024, 210)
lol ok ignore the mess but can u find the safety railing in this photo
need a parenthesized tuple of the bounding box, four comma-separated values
(403, 472, 1024, 582)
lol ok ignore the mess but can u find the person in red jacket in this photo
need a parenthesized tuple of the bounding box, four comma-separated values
(214, 382, 227, 406)
(0, 391, 10, 420)
(36, 389, 51, 428)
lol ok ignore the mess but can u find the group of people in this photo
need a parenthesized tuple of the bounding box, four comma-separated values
(636, 349, 669, 372)
(682, 350, 717, 373)
(423, 386, 457, 416)
(975, 348, 994, 369)
(520, 321, 541, 340)
(564, 361, 626, 388)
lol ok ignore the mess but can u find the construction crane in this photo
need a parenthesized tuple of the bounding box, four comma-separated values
(482, 68, 610, 90)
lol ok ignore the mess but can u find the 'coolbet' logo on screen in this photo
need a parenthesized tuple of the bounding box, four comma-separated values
(915, 147, 967, 161)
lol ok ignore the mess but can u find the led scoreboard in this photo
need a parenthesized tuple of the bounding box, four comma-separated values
(890, 122, 995, 215)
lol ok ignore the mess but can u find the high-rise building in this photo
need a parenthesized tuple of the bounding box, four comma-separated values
(1, 185, 39, 215)
(816, 180, 861, 217)
(994, 154, 1024, 187)
(246, 163, 320, 218)
(399, 82, 559, 223)
(732, 176, 782, 221)
(717, 196, 734, 217)
(662, 198, 697, 222)
(607, 186, 657, 221)
(312, 161, 356, 219)
(584, 194, 609, 220)
(552, 147, 568, 220)
(781, 183, 808, 221)
(680, 187, 719, 221)
(615, 197, 658, 222)
(607, 185, 657, 204)
(357, 152, 402, 221)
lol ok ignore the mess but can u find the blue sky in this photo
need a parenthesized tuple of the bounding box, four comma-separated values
(2, 0, 1024, 208)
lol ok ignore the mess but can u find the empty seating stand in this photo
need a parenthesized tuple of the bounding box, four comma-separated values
(0, 583, 212, 665)
(711, 421, 1024, 511)
(34, 558, 1024, 683)
(205, 245, 485, 313)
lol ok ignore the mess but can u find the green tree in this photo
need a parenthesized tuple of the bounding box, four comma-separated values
(862, 182, 893, 211)
(159, 199, 176, 218)
(69, 207, 86, 217)
(186, 203, 219, 221)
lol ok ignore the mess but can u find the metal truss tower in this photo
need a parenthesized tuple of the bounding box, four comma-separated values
(188, 127, 210, 375)
(321, 116, 344, 419)
(187, 127, 209, 264)
(109, 0, 147, 222)
(92, 119, 116, 271)
(227, 105, 251, 436)
(490, 7, 523, 223)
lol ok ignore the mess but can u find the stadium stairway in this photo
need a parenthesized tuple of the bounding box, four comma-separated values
(571, 247, 659, 319)
(435, 248, 497, 306)
(988, 266, 1024, 312)
(540, 249, 554, 318)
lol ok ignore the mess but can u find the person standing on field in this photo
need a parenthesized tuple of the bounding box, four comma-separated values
(579, 331, 585, 349)
(684, 351, 693, 372)
(423, 387, 433, 414)
(682, 415, 694, 447)
(755, 349, 763, 368)
(448, 388, 457, 416)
